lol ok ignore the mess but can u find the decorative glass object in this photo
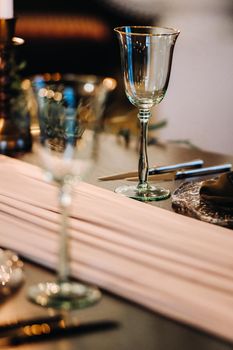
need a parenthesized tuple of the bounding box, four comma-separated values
(114, 26, 180, 201)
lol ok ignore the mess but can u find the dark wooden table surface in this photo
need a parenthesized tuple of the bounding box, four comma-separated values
(2, 132, 233, 350)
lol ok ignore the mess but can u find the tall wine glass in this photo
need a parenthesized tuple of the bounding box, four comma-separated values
(114, 26, 180, 201)
(27, 74, 114, 310)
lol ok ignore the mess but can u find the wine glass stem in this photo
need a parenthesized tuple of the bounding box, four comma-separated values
(57, 185, 71, 284)
(138, 109, 150, 189)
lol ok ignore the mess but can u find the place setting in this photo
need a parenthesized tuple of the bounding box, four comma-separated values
(0, 70, 120, 345)
(100, 25, 233, 230)
(99, 159, 233, 228)
(1, 0, 233, 347)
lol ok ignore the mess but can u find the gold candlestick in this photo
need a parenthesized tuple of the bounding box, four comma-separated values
(0, 18, 32, 155)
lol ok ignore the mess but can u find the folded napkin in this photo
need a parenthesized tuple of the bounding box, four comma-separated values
(1, 155, 233, 342)
(200, 172, 233, 207)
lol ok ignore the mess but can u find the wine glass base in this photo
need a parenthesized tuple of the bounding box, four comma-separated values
(28, 281, 101, 310)
(115, 184, 170, 202)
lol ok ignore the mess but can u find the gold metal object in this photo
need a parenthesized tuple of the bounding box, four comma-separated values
(0, 316, 118, 346)
(98, 170, 143, 181)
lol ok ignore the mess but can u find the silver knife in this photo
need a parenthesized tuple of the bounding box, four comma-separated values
(126, 163, 232, 181)
(98, 159, 204, 181)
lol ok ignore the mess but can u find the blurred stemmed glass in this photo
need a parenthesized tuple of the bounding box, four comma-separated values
(114, 26, 180, 201)
(27, 74, 115, 309)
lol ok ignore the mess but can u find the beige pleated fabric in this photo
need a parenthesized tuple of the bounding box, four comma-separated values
(1, 155, 233, 342)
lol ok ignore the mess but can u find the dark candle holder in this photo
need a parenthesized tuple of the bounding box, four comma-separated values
(0, 18, 32, 156)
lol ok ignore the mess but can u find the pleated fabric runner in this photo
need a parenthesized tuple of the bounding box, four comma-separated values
(1, 155, 233, 342)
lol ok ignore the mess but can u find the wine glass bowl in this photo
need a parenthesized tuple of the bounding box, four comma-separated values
(114, 26, 180, 201)
(26, 74, 117, 309)
(30, 74, 116, 133)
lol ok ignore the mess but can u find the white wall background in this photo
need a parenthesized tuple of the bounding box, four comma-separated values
(158, 0, 233, 155)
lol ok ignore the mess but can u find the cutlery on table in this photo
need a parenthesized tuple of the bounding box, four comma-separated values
(98, 159, 204, 181)
(0, 314, 63, 335)
(126, 164, 232, 182)
(0, 314, 119, 346)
